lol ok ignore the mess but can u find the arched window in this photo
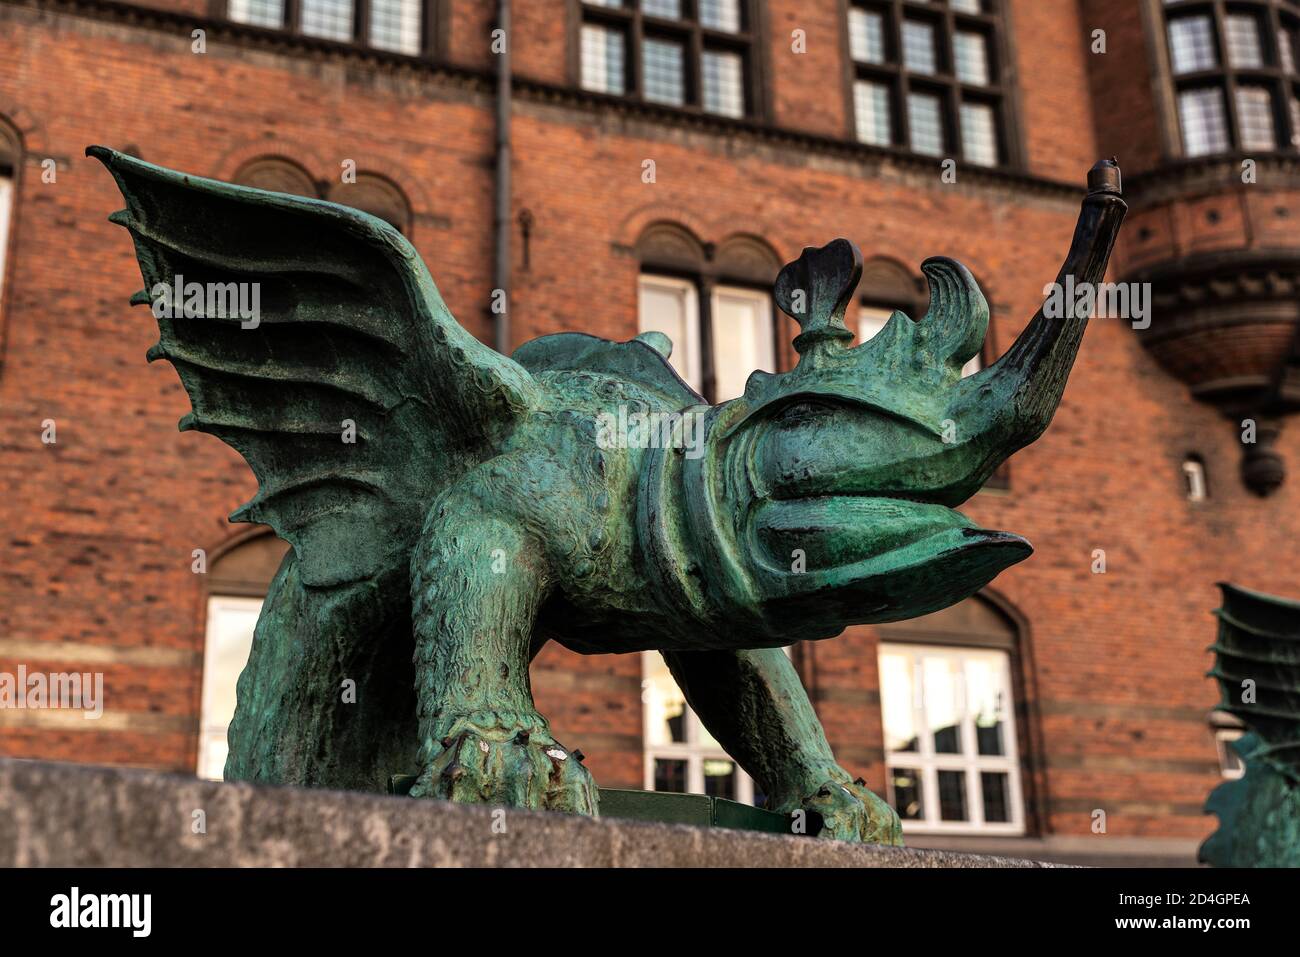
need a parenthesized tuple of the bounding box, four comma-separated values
(1161, 0, 1300, 156)
(636, 224, 781, 402)
(875, 593, 1026, 834)
(197, 530, 291, 780)
(0, 120, 20, 322)
(326, 173, 413, 235)
(232, 156, 319, 197)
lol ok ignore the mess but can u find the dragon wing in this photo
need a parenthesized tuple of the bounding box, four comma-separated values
(89, 146, 540, 590)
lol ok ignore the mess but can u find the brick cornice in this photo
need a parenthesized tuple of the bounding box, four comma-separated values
(1124, 153, 1300, 207)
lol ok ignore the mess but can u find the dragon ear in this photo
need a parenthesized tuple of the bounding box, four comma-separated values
(774, 238, 862, 361)
(913, 257, 989, 372)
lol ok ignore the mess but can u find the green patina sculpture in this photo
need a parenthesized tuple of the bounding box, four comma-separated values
(1201, 584, 1300, 866)
(91, 145, 1125, 844)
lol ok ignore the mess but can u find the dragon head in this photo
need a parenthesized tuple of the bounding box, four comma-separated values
(639, 161, 1126, 645)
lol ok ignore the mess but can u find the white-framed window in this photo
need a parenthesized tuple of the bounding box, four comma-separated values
(641, 651, 759, 804)
(197, 595, 263, 781)
(878, 642, 1024, 834)
(638, 274, 702, 391)
(711, 284, 774, 401)
(637, 275, 774, 402)
(859, 304, 982, 378)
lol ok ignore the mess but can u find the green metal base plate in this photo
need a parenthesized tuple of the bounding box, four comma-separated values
(596, 788, 814, 836)
(387, 774, 814, 837)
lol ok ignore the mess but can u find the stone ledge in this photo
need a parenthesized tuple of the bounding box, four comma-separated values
(0, 758, 1059, 867)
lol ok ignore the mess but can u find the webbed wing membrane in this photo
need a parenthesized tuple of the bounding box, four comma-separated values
(90, 146, 538, 589)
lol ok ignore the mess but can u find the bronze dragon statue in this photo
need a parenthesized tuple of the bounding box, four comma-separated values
(91, 146, 1125, 843)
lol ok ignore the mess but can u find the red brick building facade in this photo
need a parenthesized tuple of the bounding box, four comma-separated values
(2, 0, 1298, 865)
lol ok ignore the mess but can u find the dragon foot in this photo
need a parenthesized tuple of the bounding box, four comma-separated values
(783, 772, 903, 845)
(409, 712, 599, 816)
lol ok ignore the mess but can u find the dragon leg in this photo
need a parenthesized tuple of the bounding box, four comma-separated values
(224, 552, 419, 792)
(407, 488, 598, 815)
(661, 646, 902, 844)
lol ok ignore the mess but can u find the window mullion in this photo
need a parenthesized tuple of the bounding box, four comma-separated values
(1265, 5, 1296, 148)
(894, 2, 912, 148)
(1212, 1, 1245, 146)
(912, 649, 939, 825)
(285, 0, 301, 34)
(689, 754, 704, 794)
(689, 21, 705, 109)
(630, 11, 645, 101)
(698, 276, 717, 403)
(356, 0, 370, 46)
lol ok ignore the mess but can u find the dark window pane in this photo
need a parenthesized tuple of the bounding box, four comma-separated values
(643, 37, 686, 105)
(702, 758, 736, 799)
(975, 717, 1005, 756)
(937, 769, 968, 821)
(981, 771, 1010, 823)
(653, 758, 688, 792)
(890, 767, 924, 820)
(932, 723, 961, 753)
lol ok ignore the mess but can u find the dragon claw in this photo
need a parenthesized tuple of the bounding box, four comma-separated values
(410, 714, 598, 817)
(796, 774, 903, 846)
